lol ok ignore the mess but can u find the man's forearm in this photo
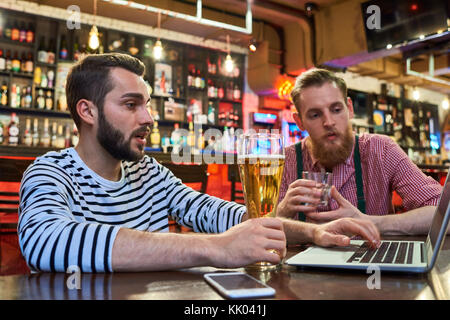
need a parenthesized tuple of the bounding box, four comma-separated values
(111, 228, 216, 272)
(369, 206, 437, 235)
(279, 217, 315, 245)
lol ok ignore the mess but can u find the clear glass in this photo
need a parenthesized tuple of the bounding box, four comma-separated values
(301, 171, 333, 206)
(237, 132, 285, 271)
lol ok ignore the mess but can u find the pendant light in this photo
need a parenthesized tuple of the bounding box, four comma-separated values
(88, 0, 100, 50)
(153, 11, 163, 60)
(224, 34, 234, 74)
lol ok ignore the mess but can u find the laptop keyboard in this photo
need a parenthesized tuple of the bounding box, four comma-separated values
(346, 241, 424, 264)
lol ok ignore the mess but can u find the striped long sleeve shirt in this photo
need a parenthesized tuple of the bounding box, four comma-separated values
(18, 148, 246, 273)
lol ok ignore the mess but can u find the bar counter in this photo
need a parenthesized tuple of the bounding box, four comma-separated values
(0, 234, 449, 300)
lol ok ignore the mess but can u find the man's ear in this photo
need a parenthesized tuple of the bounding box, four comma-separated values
(293, 112, 305, 131)
(347, 97, 354, 120)
(76, 99, 97, 126)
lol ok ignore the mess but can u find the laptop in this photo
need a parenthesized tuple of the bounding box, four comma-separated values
(286, 169, 450, 273)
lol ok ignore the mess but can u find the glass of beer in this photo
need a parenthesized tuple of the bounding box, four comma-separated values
(237, 132, 285, 271)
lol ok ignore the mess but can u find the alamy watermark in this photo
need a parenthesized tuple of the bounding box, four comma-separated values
(366, 265, 381, 290)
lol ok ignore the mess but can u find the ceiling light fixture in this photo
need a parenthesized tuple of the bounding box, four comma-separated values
(153, 11, 163, 60)
(88, 0, 100, 50)
(225, 34, 234, 73)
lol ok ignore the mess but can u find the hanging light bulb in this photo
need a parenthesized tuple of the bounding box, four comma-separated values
(413, 88, 420, 101)
(88, 0, 99, 50)
(442, 98, 449, 110)
(153, 12, 164, 60)
(224, 34, 234, 73)
(88, 25, 100, 50)
(225, 54, 234, 73)
(153, 40, 163, 60)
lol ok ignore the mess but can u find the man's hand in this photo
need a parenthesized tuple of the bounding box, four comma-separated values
(211, 218, 287, 268)
(305, 186, 367, 223)
(312, 218, 381, 249)
(277, 179, 324, 219)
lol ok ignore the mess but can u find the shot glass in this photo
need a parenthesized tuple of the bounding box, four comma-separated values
(301, 171, 332, 206)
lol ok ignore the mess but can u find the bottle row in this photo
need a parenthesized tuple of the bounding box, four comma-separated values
(0, 19, 35, 43)
(153, 121, 239, 154)
(0, 82, 55, 110)
(0, 113, 78, 148)
(0, 49, 34, 73)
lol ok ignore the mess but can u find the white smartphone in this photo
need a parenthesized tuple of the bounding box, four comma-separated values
(203, 272, 275, 299)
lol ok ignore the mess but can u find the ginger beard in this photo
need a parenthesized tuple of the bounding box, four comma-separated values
(308, 123, 354, 170)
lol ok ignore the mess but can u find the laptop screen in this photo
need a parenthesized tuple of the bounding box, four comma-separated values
(428, 170, 450, 251)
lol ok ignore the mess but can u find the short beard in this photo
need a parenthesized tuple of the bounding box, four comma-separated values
(97, 111, 145, 162)
(308, 125, 354, 170)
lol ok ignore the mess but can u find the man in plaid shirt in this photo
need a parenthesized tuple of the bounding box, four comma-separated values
(277, 68, 444, 236)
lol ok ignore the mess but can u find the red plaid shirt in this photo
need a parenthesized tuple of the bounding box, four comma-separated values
(279, 133, 443, 215)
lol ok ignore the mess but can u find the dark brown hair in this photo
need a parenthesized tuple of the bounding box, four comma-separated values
(290, 68, 347, 113)
(65, 53, 146, 130)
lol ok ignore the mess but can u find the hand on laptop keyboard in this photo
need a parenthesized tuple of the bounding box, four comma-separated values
(312, 217, 381, 248)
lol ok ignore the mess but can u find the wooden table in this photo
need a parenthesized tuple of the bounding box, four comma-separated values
(1, 235, 449, 301)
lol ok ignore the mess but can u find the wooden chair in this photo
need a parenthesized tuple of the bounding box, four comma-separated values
(0, 157, 34, 233)
(161, 162, 210, 232)
(228, 164, 245, 204)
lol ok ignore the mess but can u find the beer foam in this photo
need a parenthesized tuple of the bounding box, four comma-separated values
(237, 154, 285, 160)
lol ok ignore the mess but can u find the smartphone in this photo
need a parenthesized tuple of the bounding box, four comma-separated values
(203, 272, 275, 299)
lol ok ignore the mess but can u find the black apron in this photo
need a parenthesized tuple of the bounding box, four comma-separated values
(295, 135, 366, 221)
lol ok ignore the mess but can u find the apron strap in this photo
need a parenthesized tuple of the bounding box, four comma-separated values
(295, 142, 306, 221)
(354, 135, 366, 214)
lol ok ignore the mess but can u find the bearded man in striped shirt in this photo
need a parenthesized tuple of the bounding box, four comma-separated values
(277, 68, 445, 237)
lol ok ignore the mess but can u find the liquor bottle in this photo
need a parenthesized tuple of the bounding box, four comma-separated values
(55, 124, 65, 149)
(4, 20, 11, 39)
(11, 51, 20, 72)
(196, 127, 205, 151)
(47, 38, 55, 64)
(0, 121, 3, 144)
(71, 124, 79, 147)
(37, 37, 47, 63)
(34, 67, 41, 86)
(36, 89, 45, 109)
(25, 52, 33, 73)
(40, 72, 48, 88)
(19, 22, 26, 42)
(24, 86, 32, 108)
(20, 87, 26, 107)
(5, 50, 12, 71)
(171, 123, 181, 154)
(26, 23, 34, 43)
(233, 84, 241, 101)
(40, 118, 51, 147)
(45, 90, 53, 110)
(233, 109, 240, 126)
(32, 118, 39, 146)
(73, 37, 81, 61)
(187, 121, 195, 151)
(0, 82, 8, 106)
(207, 102, 215, 125)
(11, 20, 19, 41)
(47, 70, 54, 88)
(10, 84, 18, 108)
(150, 121, 161, 148)
(64, 124, 71, 148)
(195, 69, 201, 88)
(7, 112, 19, 146)
(59, 35, 68, 60)
(23, 118, 32, 146)
(0, 49, 5, 71)
(20, 52, 27, 72)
